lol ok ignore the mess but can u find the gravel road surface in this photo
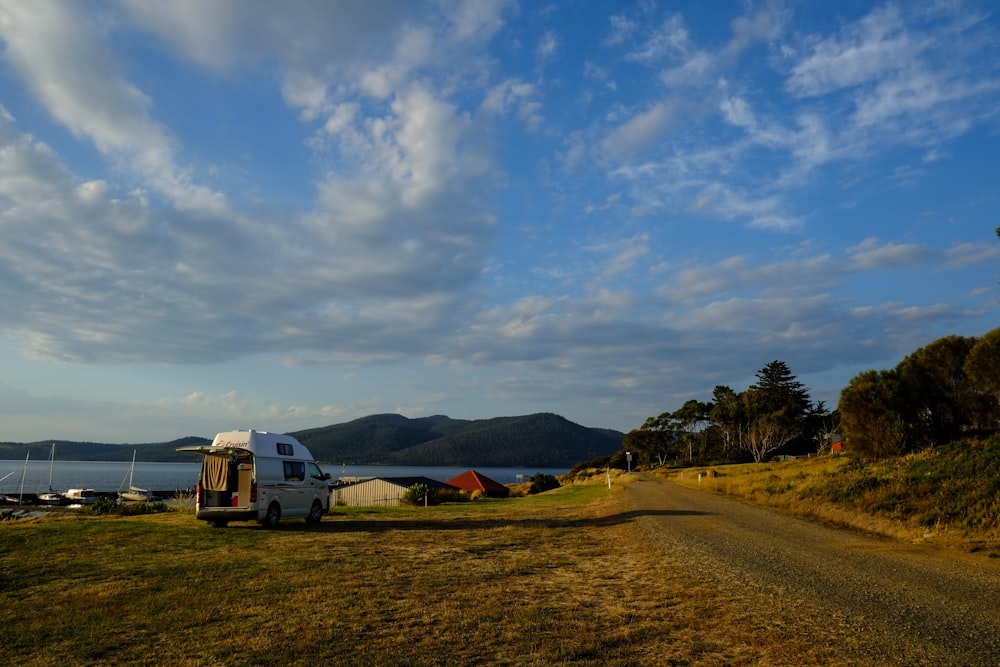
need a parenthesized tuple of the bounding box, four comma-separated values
(623, 473, 1000, 666)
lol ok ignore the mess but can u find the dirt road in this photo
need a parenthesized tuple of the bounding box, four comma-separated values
(623, 473, 1000, 666)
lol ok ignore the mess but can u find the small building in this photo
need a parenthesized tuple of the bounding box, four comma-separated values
(445, 469, 510, 498)
(330, 476, 456, 507)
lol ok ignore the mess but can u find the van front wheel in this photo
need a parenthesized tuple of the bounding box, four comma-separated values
(261, 503, 281, 529)
(305, 500, 323, 525)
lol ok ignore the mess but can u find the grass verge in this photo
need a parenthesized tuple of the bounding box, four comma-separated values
(659, 437, 1000, 556)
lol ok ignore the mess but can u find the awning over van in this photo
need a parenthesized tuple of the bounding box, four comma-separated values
(203, 453, 229, 491)
(177, 446, 254, 491)
(176, 445, 251, 456)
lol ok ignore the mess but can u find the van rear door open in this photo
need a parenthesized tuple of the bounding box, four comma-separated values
(185, 446, 253, 509)
(178, 430, 330, 528)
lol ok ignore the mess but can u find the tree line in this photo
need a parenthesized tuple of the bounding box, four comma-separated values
(625, 325, 1000, 467)
(624, 360, 838, 467)
(839, 327, 1000, 458)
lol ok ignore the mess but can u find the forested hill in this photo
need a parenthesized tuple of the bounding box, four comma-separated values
(292, 413, 624, 467)
(0, 413, 624, 468)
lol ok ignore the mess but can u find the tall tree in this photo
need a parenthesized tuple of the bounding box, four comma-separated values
(751, 360, 811, 416)
(896, 335, 977, 446)
(740, 361, 812, 461)
(839, 369, 909, 458)
(808, 403, 841, 454)
(672, 399, 712, 461)
(627, 411, 683, 467)
(964, 326, 1000, 430)
(709, 385, 746, 455)
(740, 386, 802, 462)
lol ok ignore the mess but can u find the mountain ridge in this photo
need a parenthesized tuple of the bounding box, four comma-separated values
(0, 413, 624, 468)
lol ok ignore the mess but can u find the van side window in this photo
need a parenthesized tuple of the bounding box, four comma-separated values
(283, 461, 305, 481)
(276, 442, 294, 456)
(308, 463, 324, 480)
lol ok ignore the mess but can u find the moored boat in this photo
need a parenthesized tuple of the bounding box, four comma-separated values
(37, 443, 66, 505)
(37, 491, 65, 506)
(0, 471, 17, 504)
(63, 488, 97, 506)
(118, 450, 163, 502)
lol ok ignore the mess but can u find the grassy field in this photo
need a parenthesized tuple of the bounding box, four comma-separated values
(5, 449, 997, 666)
(2, 478, 847, 667)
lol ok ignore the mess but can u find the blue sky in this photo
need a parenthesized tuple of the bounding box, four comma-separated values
(0, 0, 998, 443)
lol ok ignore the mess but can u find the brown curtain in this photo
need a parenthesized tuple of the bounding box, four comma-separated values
(202, 454, 230, 491)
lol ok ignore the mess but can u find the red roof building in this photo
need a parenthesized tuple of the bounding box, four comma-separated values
(445, 469, 510, 498)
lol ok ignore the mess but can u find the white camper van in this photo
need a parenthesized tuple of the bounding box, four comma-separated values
(178, 430, 330, 528)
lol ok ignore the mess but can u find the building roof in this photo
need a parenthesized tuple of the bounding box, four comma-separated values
(445, 469, 510, 497)
(336, 476, 457, 490)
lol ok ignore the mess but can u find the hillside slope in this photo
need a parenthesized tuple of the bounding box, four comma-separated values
(0, 414, 624, 467)
(292, 413, 623, 467)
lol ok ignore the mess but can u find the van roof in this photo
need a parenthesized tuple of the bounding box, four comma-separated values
(177, 429, 315, 460)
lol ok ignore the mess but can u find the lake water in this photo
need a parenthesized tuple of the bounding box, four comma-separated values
(0, 459, 569, 494)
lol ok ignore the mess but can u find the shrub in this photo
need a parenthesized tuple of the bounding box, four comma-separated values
(118, 501, 170, 516)
(90, 497, 170, 516)
(528, 473, 560, 495)
(402, 483, 438, 506)
(90, 497, 118, 515)
(436, 488, 469, 503)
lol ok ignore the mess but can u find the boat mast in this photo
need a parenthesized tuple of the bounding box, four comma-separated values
(129, 450, 137, 489)
(18, 451, 28, 504)
(47, 443, 55, 492)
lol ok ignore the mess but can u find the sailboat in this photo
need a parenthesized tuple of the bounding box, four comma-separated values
(37, 443, 65, 505)
(119, 450, 161, 502)
(0, 470, 18, 504)
(4, 451, 30, 504)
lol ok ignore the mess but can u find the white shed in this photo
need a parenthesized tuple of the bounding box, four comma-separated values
(330, 476, 456, 507)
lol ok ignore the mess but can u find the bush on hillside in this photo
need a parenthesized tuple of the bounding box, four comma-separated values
(528, 473, 561, 494)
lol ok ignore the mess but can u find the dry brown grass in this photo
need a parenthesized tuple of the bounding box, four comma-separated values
(657, 455, 1000, 553)
(0, 480, 847, 666)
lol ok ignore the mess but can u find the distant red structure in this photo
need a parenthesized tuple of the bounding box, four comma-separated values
(831, 441, 844, 454)
(445, 469, 510, 498)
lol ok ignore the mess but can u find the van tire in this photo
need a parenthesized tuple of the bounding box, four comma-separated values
(261, 502, 281, 529)
(305, 500, 323, 525)
(212, 520, 228, 528)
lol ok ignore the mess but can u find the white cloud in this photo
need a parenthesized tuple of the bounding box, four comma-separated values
(0, 75, 497, 364)
(847, 238, 930, 270)
(119, 0, 412, 72)
(0, 1, 226, 213)
(594, 235, 651, 282)
(481, 79, 543, 129)
(446, 0, 510, 43)
(600, 101, 675, 158)
(605, 13, 638, 47)
(537, 29, 559, 61)
(658, 254, 834, 303)
(0, 1, 998, 442)
(720, 96, 755, 129)
(787, 5, 912, 97)
(627, 14, 691, 64)
(725, 1, 790, 56)
(943, 242, 1000, 269)
(786, 3, 1000, 152)
(693, 184, 802, 231)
